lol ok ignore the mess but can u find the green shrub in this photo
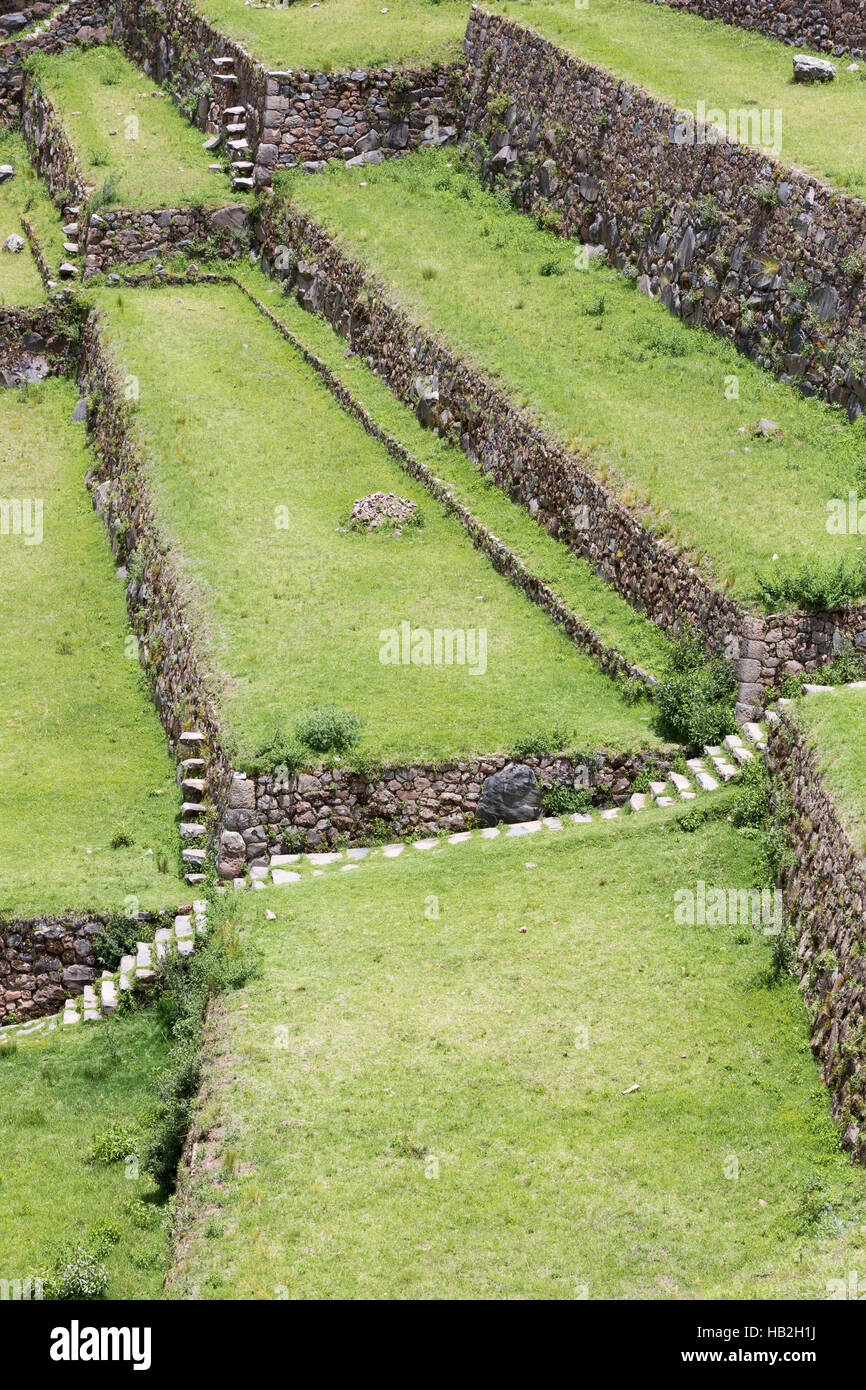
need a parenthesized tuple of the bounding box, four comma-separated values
(88, 1219, 122, 1259)
(252, 726, 306, 775)
(85, 1120, 139, 1166)
(541, 785, 590, 815)
(93, 915, 141, 971)
(730, 757, 768, 829)
(49, 1247, 109, 1300)
(295, 705, 362, 756)
(754, 554, 866, 610)
(656, 631, 736, 747)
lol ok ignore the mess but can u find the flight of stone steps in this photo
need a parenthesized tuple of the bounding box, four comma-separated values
(211, 56, 255, 191)
(177, 730, 211, 886)
(0, 904, 209, 1044)
(222, 730, 767, 892)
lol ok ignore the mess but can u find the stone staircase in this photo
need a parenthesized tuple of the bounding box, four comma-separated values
(212, 56, 255, 191)
(60, 904, 207, 1027)
(176, 730, 211, 885)
(0, 904, 208, 1043)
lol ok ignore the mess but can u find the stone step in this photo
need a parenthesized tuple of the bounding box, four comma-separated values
(179, 758, 206, 775)
(179, 822, 207, 839)
(174, 916, 193, 939)
(629, 792, 647, 812)
(179, 730, 206, 747)
(181, 778, 205, 797)
(730, 745, 754, 766)
(225, 123, 247, 135)
(231, 177, 255, 190)
(231, 161, 254, 172)
(741, 722, 763, 744)
(213, 72, 237, 84)
(213, 55, 235, 66)
(695, 770, 719, 792)
(223, 105, 246, 117)
(182, 847, 207, 866)
(228, 140, 250, 153)
(100, 978, 117, 1014)
(668, 771, 692, 794)
(185, 872, 206, 885)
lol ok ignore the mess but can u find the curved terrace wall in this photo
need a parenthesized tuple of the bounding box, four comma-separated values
(461, 8, 866, 422)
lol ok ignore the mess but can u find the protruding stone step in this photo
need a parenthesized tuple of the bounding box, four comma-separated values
(177, 938, 194, 957)
(741, 722, 763, 744)
(272, 868, 301, 885)
(802, 683, 834, 695)
(179, 758, 206, 775)
(182, 847, 207, 866)
(309, 851, 342, 865)
(731, 745, 754, 765)
(225, 123, 247, 134)
(174, 916, 193, 939)
(346, 846, 370, 858)
(648, 780, 668, 797)
(231, 177, 255, 190)
(181, 801, 205, 817)
(100, 978, 117, 1013)
(382, 844, 405, 857)
(135, 941, 154, 981)
(181, 777, 206, 797)
(270, 853, 300, 866)
(223, 105, 246, 117)
(185, 873, 206, 885)
(179, 731, 206, 747)
(228, 138, 250, 152)
(668, 772, 691, 794)
(629, 792, 647, 812)
(722, 734, 743, 751)
(479, 826, 500, 838)
(213, 55, 236, 66)
(600, 808, 619, 820)
(655, 796, 675, 807)
(448, 831, 472, 843)
(695, 770, 719, 791)
(179, 822, 207, 839)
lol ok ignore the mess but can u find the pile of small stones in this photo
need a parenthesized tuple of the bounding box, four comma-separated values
(349, 492, 418, 530)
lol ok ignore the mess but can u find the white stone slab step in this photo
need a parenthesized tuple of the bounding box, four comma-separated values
(629, 792, 647, 812)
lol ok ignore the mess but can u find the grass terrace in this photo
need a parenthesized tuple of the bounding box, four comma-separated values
(90, 280, 661, 765)
(170, 812, 866, 1299)
(794, 686, 866, 854)
(196, 0, 469, 71)
(0, 128, 66, 301)
(231, 261, 672, 678)
(0, 1011, 171, 1298)
(284, 151, 866, 604)
(0, 379, 183, 916)
(24, 44, 234, 209)
(489, 0, 866, 199)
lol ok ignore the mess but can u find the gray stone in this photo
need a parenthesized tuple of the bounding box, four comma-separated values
(208, 203, 250, 235)
(217, 829, 246, 879)
(72, 398, 87, 423)
(477, 763, 542, 826)
(793, 54, 837, 82)
(2, 234, 25, 254)
(0, 14, 28, 34)
(0, 166, 13, 184)
(808, 283, 838, 322)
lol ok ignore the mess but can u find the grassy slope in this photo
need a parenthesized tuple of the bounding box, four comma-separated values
(231, 262, 672, 678)
(490, 0, 866, 199)
(795, 687, 866, 854)
(91, 282, 661, 764)
(0, 379, 182, 915)
(171, 814, 866, 1299)
(286, 152, 866, 600)
(196, 0, 469, 70)
(0, 1011, 170, 1298)
(0, 128, 66, 303)
(25, 45, 233, 209)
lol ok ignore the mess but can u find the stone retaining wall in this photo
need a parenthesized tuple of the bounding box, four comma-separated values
(228, 748, 680, 856)
(77, 311, 233, 814)
(255, 198, 866, 703)
(461, 8, 866, 421)
(0, 0, 109, 121)
(649, 0, 866, 56)
(84, 201, 250, 272)
(0, 908, 171, 1023)
(20, 70, 85, 206)
(111, 0, 457, 188)
(766, 711, 866, 1163)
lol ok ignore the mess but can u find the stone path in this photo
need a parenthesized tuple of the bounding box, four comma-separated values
(177, 730, 212, 886)
(0, 903, 208, 1044)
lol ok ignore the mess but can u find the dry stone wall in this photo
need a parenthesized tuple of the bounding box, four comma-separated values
(649, 0, 866, 56)
(0, 0, 110, 121)
(767, 711, 866, 1163)
(461, 8, 866, 421)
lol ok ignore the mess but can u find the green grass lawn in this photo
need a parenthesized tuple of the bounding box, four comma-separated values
(231, 261, 672, 678)
(196, 0, 469, 70)
(24, 45, 234, 209)
(90, 281, 661, 766)
(489, 0, 866, 199)
(794, 687, 866, 854)
(284, 151, 866, 603)
(169, 812, 866, 1299)
(0, 128, 66, 302)
(0, 1010, 170, 1298)
(0, 378, 183, 916)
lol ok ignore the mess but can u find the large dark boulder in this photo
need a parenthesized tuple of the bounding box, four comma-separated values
(477, 763, 541, 826)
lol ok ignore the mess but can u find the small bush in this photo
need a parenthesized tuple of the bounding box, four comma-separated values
(85, 1120, 139, 1167)
(110, 829, 133, 850)
(510, 726, 570, 758)
(295, 705, 362, 756)
(656, 630, 736, 748)
(49, 1247, 109, 1301)
(730, 757, 768, 829)
(541, 785, 590, 815)
(754, 554, 866, 610)
(93, 915, 141, 971)
(252, 726, 306, 775)
(88, 1219, 122, 1259)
